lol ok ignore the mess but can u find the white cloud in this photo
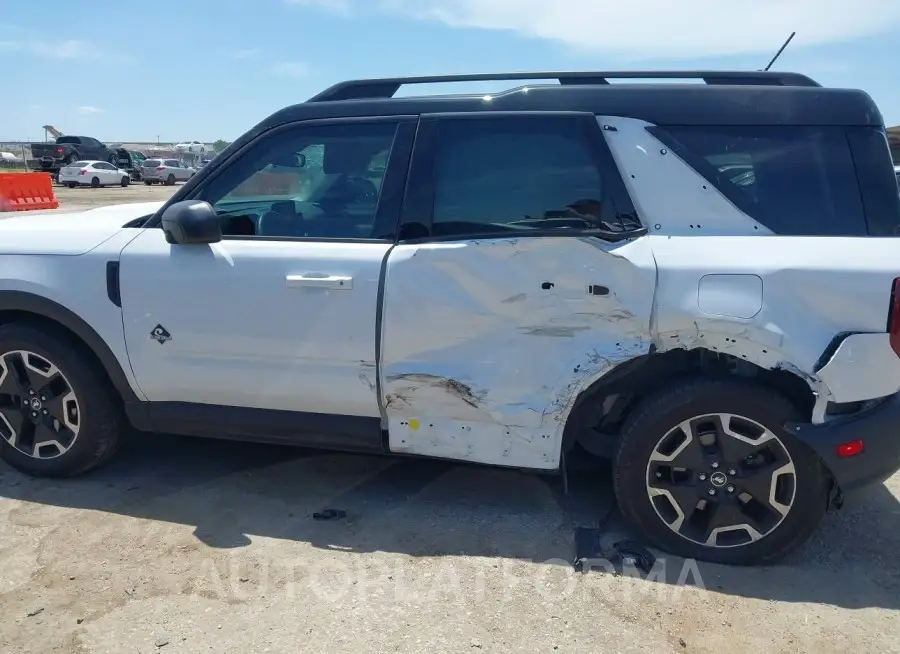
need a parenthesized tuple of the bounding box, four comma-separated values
(50, 40, 96, 59)
(77, 106, 104, 114)
(297, 0, 900, 58)
(0, 37, 129, 63)
(271, 61, 310, 79)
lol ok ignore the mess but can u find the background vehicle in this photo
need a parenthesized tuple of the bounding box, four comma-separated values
(1, 71, 899, 568)
(115, 149, 147, 181)
(57, 160, 131, 188)
(173, 141, 207, 156)
(141, 159, 196, 185)
(29, 136, 118, 176)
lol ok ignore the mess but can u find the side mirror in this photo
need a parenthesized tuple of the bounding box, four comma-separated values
(160, 200, 222, 244)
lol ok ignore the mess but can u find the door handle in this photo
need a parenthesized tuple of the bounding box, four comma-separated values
(286, 274, 353, 289)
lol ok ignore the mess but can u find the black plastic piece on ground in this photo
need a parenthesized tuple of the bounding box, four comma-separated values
(612, 539, 656, 576)
(573, 526, 604, 573)
(313, 509, 347, 521)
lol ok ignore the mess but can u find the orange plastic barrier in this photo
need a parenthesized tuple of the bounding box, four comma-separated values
(0, 173, 59, 211)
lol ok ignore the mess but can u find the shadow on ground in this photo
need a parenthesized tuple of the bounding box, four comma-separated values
(1, 432, 898, 610)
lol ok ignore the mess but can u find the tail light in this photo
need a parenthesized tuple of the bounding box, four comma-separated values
(156, 166, 165, 171)
(56, 147, 63, 154)
(79, 169, 87, 176)
(889, 278, 900, 357)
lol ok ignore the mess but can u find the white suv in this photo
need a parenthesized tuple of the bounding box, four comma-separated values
(1, 70, 899, 566)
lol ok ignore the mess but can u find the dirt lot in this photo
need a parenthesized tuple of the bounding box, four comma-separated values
(1, 180, 899, 653)
(0, 437, 897, 654)
(48, 182, 179, 213)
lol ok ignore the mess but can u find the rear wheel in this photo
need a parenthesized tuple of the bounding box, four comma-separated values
(144, 180, 152, 186)
(613, 378, 828, 565)
(0, 323, 123, 477)
(166, 174, 175, 186)
(90, 176, 100, 189)
(65, 182, 76, 189)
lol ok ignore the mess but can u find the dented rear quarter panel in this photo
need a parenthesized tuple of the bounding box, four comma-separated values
(379, 235, 657, 469)
(650, 234, 900, 401)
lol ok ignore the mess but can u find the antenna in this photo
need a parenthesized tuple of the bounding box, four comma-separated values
(763, 32, 796, 71)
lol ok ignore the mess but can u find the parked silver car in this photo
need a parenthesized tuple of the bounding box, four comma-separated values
(142, 159, 196, 186)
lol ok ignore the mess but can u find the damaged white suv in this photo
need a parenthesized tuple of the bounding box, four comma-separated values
(2, 70, 899, 565)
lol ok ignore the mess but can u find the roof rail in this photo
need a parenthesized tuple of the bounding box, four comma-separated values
(307, 70, 820, 102)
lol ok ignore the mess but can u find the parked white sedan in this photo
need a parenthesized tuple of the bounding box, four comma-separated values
(58, 160, 131, 188)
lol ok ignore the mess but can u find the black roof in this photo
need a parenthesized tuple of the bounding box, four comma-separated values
(241, 70, 883, 151)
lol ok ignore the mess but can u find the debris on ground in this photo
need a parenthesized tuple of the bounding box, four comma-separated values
(26, 608, 44, 618)
(612, 539, 657, 576)
(312, 509, 347, 521)
(573, 528, 657, 577)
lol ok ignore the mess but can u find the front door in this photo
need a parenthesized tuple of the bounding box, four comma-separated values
(119, 117, 415, 428)
(379, 113, 657, 469)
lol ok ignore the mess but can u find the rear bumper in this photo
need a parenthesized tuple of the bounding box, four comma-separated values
(787, 393, 900, 493)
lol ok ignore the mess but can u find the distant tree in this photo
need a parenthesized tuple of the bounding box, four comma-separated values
(212, 139, 231, 153)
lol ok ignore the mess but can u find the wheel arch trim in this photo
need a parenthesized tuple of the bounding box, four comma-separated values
(0, 290, 142, 405)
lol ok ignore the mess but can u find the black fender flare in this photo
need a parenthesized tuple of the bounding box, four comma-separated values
(0, 290, 141, 406)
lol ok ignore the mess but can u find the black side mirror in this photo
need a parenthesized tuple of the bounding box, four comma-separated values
(161, 200, 222, 244)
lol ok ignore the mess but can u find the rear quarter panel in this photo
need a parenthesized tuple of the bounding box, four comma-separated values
(650, 235, 900, 399)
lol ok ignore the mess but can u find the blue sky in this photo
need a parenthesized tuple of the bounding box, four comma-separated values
(1, 0, 899, 142)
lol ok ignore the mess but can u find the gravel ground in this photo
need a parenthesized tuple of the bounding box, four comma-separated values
(0, 177, 899, 653)
(0, 436, 897, 654)
(0, 182, 178, 217)
(49, 182, 179, 213)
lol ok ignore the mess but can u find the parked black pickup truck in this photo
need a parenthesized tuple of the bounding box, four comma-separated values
(30, 136, 119, 175)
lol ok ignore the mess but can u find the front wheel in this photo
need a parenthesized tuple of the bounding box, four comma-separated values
(613, 378, 828, 566)
(0, 323, 123, 477)
(120, 176, 130, 187)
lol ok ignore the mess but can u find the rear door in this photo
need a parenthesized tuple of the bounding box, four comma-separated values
(379, 112, 657, 469)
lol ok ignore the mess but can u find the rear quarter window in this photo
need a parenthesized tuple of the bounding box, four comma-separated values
(648, 125, 868, 236)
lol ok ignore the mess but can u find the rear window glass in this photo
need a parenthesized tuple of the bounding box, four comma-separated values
(144, 160, 161, 167)
(649, 125, 867, 236)
(70, 161, 90, 167)
(57, 137, 80, 144)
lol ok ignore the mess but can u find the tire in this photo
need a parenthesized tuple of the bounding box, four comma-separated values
(0, 323, 123, 477)
(121, 176, 130, 187)
(108, 154, 119, 167)
(613, 378, 828, 566)
(65, 182, 76, 189)
(144, 181, 152, 186)
(166, 174, 175, 186)
(65, 154, 78, 165)
(90, 176, 100, 189)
